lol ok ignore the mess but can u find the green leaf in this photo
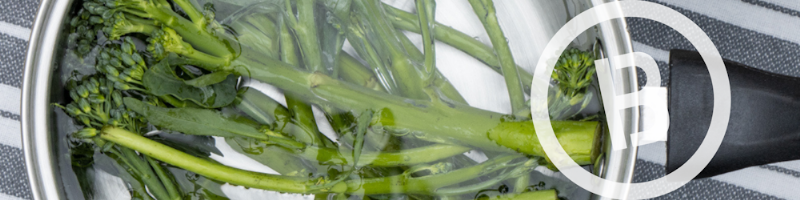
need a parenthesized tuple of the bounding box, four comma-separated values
(184, 71, 232, 87)
(124, 98, 267, 139)
(142, 55, 237, 108)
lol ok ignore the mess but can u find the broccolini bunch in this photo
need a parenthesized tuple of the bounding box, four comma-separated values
(57, 0, 603, 199)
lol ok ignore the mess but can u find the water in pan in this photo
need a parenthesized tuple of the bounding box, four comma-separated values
(52, 0, 602, 199)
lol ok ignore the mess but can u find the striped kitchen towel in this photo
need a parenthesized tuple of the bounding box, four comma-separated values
(2, 0, 800, 199)
(0, 0, 36, 199)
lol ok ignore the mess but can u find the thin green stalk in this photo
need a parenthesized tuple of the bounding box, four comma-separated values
(169, 42, 230, 68)
(145, 157, 182, 200)
(468, 0, 527, 115)
(280, 18, 328, 147)
(171, 0, 205, 28)
(352, 0, 428, 99)
(286, 0, 326, 73)
(352, 0, 409, 59)
(436, 158, 538, 195)
(225, 137, 312, 176)
(119, 148, 172, 200)
(346, 20, 401, 94)
(236, 87, 288, 125)
(376, 12, 482, 173)
(242, 14, 280, 43)
(230, 93, 329, 176)
(232, 19, 280, 59)
(337, 53, 385, 92)
(415, 0, 437, 82)
(100, 127, 348, 194)
(395, 27, 423, 62)
(393, 22, 467, 104)
(126, 1, 233, 58)
(350, 111, 372, 171)
(513, 173, 530, 193)
(383, 4, 533, 93)
(101, 127, 496, 195)
(345, 155, 524, 195)
(109, 154, 154, 200)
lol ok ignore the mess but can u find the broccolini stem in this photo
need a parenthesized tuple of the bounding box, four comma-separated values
(132, 1, 233, 59)
(101, 127, 545, 196)
(394, 22, 467, 104)
(345, 19, 401, 95)
(236, 88, 287, 125)
(353, 0, 428, 99)
(513, 173, 530, 193)
(352, 0, 410, 59)
(224, 137, 313, 176)
(346, 155, 525, 195)
(145, 157, 182, 200)
(415, 0, 437, 83)
(290, 0, 327, 74)
(435, 158, 538, 196)
(108, 153, 154, 200)
(468, 0, 527, 115)
(293, 144, 470, 167)
(176, 44, 231, 67)
(280, 19, 329, 147)
(119, 148, 172, 200)
(228, 56, 599, 162)
(383, 4, 534, 94)
(337, 53, 386, 92)
(171, 0, 206, 28)
(389, 13, 485, 172)
(100, 127, 348, 194)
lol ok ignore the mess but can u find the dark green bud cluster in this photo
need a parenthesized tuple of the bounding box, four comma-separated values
(60, 75, 141, 132)
(68, 9, 102, 56)
(146, 27, 188, 61)
(552, 49, 596, 97)
(69, 0, 163, 56)
(104, 13, 137, 40)
(68, 0, 123, 56)
(202, 3, 227, 34)
(96, 38, 147, 91)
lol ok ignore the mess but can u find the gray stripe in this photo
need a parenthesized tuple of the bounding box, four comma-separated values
(0, 144, 32, 199)
(0, 110, 20, 121)
(635, 60, 670, 88)
(760, 165, 800, 178)
(627, 0, 800, 78)
(742, 0, 800, 18)
(634, 160, 780, 200)
(0, 0, 39, 28)
(0, 33, 27, 88)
